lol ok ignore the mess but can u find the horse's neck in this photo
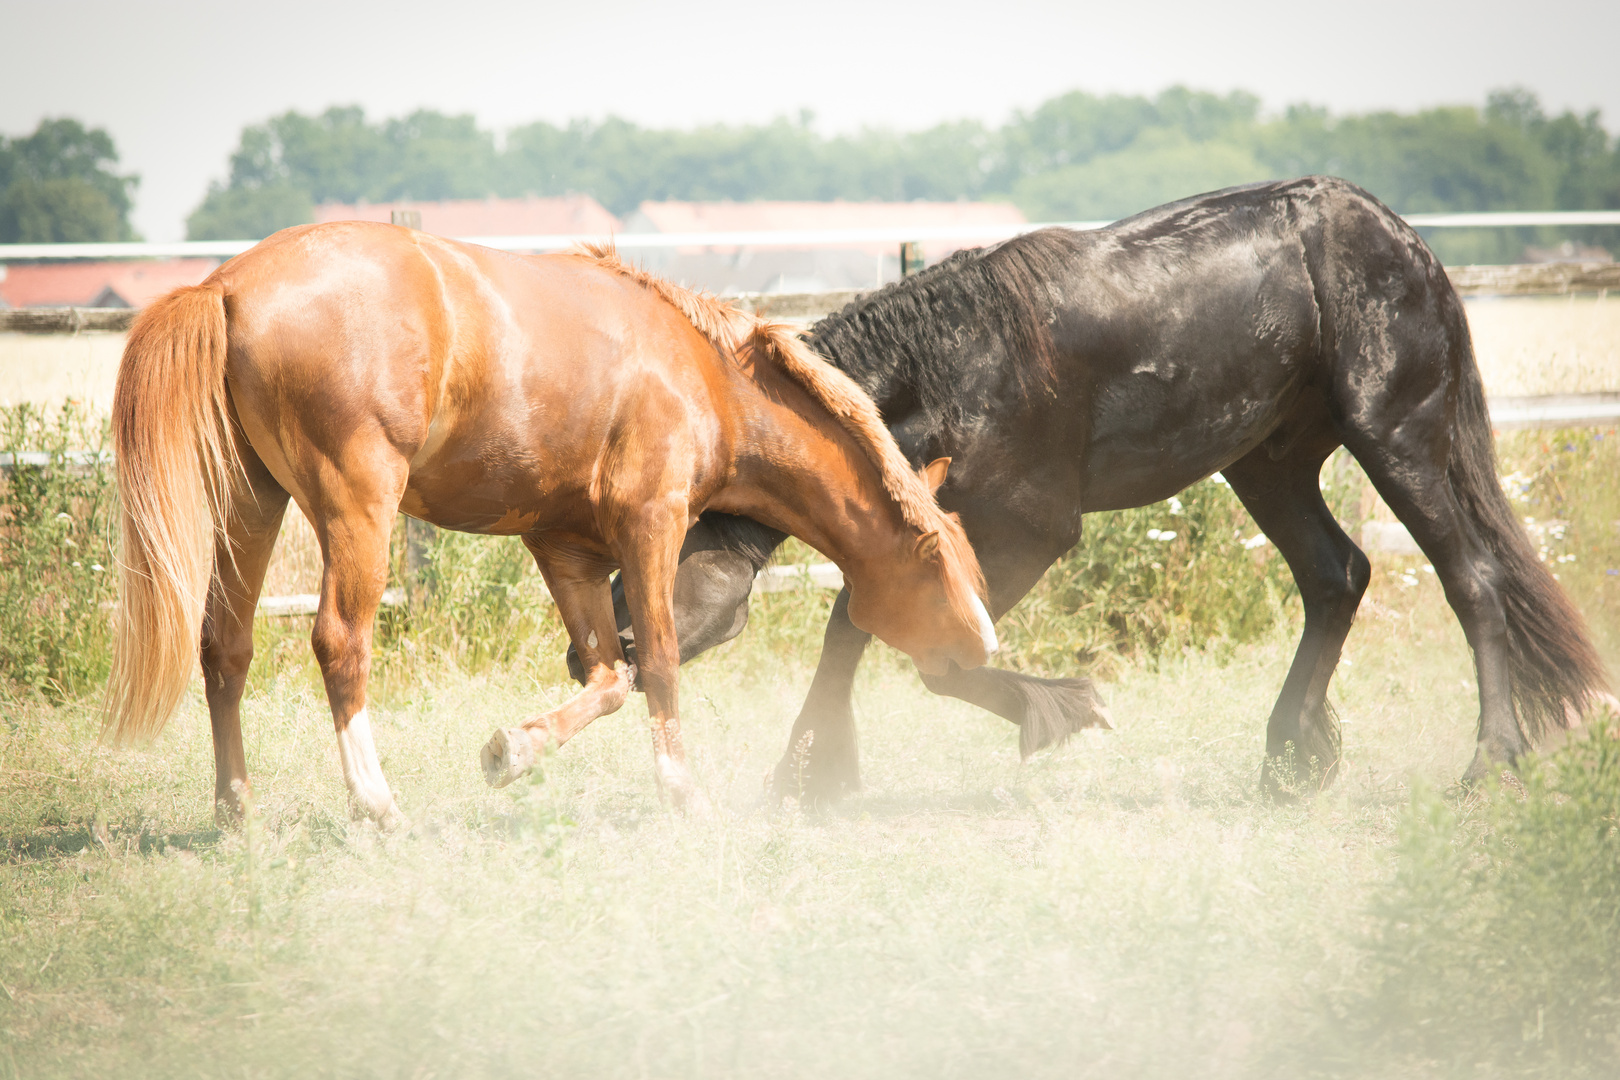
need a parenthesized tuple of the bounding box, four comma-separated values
(717, 391, 903, 581)
(809, 332, 946, 454)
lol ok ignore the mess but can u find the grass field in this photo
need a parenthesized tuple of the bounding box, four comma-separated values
(3, 304, 1620, 1076)
(0, 579, 1485, 1079)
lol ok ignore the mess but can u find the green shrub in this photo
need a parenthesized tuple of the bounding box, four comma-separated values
(0, 403, 118, 702)
(1492, 429, 1620, 655)
(374, 524, 569, 682)
(998, 474, 1301, 674)
(1334, 720, 1620, 1077)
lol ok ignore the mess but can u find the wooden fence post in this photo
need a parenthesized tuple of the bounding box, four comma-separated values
(390, 208, 422, 231)
(900, 241, 925, 277)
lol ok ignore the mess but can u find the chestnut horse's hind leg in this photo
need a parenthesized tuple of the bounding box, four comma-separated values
(1223, 440, 1369, 796)
(481, 540, 632, 788)
(307, 478, 407, 830)
(201, 451, 290, 824)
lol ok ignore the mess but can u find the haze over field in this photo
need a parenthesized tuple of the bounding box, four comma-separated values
(2, 0, 1618, 240)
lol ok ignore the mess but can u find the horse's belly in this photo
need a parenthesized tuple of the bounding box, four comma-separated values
(1080, 379, 1304, 510)
(399, 454, 595, 537)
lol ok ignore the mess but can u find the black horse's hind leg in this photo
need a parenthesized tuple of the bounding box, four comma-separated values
(1341, 430, 1523, 782)
(1223, 436, 1370, 795)
(771, 588, 872, 802)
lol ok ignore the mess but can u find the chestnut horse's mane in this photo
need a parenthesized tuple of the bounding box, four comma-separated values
(576, 243, 986, 603)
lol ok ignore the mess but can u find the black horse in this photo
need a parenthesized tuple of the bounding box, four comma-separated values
(570, 176, 1609, 800)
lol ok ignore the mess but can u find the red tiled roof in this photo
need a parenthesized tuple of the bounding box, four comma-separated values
(0, 258, 220, 309)
(629, 200, 1026, 255)
(315, 195, 620, 238)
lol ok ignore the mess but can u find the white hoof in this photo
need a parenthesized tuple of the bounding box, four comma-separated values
(656, 755, 707, 814)
(482, 727, 538, 788)
(374, 799, 409, 833)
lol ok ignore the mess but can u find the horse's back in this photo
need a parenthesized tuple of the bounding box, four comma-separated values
(209, 222, 733, 533)
(1059, 177, 1464, 508)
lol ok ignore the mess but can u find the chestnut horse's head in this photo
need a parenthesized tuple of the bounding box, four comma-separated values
(844, 458, 998, 676)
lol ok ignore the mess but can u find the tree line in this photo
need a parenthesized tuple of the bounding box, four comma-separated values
(5, 87, 1620, 262)
(0, 118, 138, 243)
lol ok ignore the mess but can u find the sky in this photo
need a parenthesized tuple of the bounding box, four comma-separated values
(3, 0, 1618, 241)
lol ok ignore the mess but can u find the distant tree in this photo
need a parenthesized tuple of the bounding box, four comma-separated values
(1486, 87, 1620, 211)
(1014, 129, 1271, 221)
(0, 118, 138, 243)
(186, 183, 313, 242)
(186, 106, 498, 239)
(381, 110, 499, 202)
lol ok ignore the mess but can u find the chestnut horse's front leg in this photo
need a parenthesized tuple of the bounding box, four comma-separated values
(480, 540, 633, 788)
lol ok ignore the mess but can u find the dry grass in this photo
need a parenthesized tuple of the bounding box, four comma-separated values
(1466, 294, 1620, 396)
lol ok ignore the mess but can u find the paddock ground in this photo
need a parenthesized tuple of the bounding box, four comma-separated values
(2, 545, 1614, 1078)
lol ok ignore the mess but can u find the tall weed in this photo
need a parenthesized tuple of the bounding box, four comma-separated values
(373, 525, 569, 685)
(999, 474, 1300, 674)
(0, 403, 117, 702)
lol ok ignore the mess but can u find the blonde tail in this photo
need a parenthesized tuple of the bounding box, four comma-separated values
(104, 284, 237, 743)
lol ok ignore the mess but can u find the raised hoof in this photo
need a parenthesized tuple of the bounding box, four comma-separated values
(482, 727, 540, 788)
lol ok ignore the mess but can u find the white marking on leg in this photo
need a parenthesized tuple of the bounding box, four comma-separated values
(587, 629, 598, 649)
(336, 708, 399, 824)
(971, 594, 999, 656)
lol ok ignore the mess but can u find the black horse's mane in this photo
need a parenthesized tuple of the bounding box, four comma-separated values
(806, 227, 1082, 423)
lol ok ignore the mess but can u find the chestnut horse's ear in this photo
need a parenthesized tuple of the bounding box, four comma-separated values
(920, 457, 951, 494)
(915, 530, 941, 561)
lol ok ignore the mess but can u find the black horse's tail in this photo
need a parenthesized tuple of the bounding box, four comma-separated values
(1448, 336, 1609, 740)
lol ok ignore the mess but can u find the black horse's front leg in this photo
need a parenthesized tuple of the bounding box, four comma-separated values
(566, 513, 786, 685)
(771, 587, 871, 802)
(919, 665, 1112, 757)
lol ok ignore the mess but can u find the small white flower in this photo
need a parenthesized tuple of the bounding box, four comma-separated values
(1168, 497, 1184, 516)
(1210, 472, 1227, 485)
(90, 563, 105, 572)
(1243, 533, 1268, 550)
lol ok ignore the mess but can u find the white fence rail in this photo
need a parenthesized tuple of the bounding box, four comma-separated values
(3, 211, 1620, 262)
(3, 261, 1619, 340)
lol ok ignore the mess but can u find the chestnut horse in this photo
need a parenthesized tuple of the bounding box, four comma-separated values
(105, 222, 995, 825)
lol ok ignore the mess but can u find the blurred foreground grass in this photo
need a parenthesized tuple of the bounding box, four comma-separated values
(1, 417, 1619, 1077)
